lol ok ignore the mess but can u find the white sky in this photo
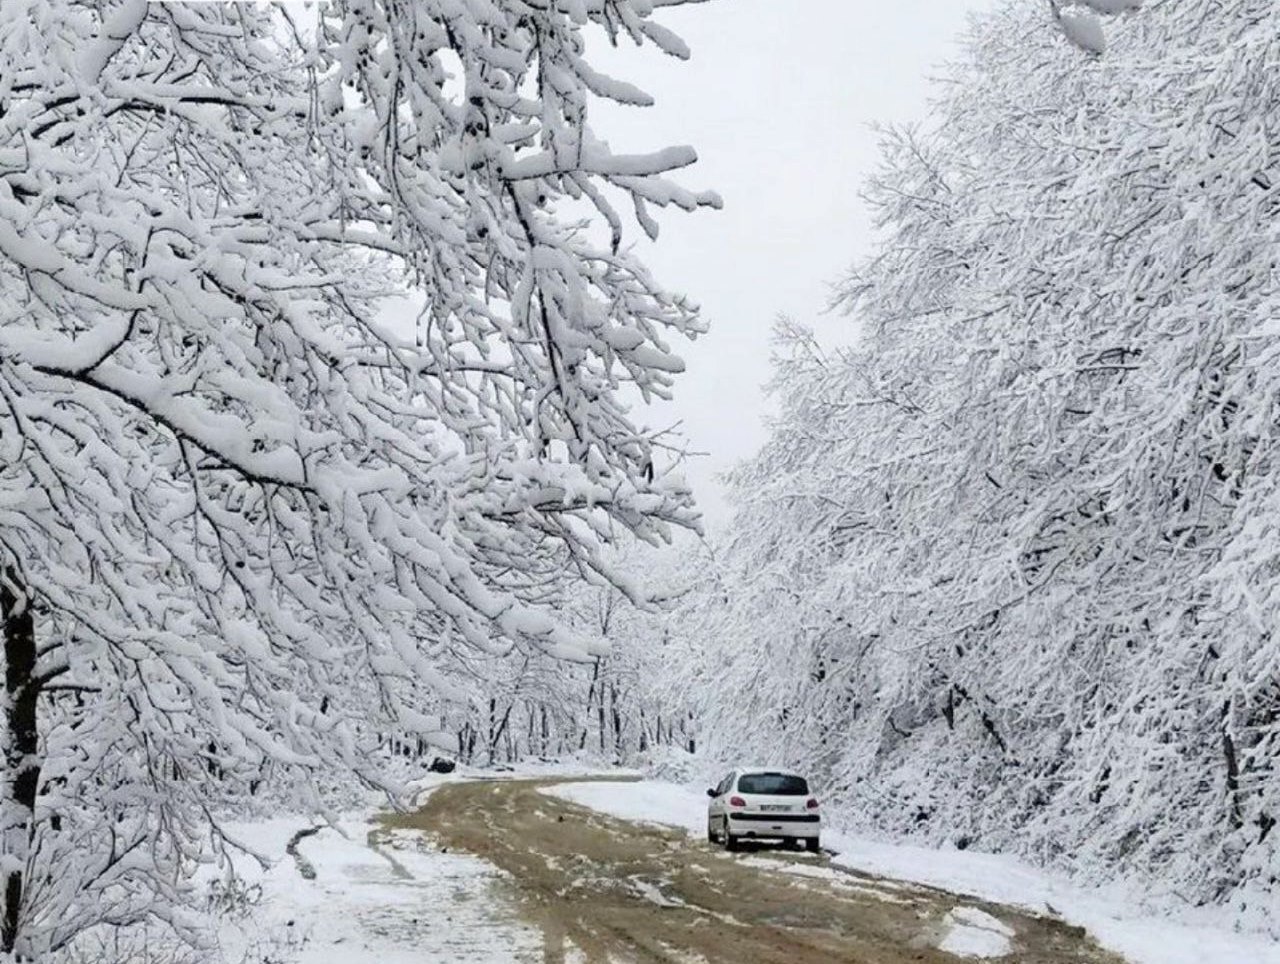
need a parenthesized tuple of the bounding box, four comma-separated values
(589, 1, 992, 530)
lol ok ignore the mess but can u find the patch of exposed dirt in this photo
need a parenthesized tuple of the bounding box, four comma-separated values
(382, 778, 1127, 964)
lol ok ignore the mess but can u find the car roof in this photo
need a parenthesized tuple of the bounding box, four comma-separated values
(734, 766, 806, 777)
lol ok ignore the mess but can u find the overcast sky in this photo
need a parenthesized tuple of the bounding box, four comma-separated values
(589, 1, 992, 529)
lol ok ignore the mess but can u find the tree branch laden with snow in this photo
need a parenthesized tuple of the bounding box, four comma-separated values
(0, 0, 716, 956)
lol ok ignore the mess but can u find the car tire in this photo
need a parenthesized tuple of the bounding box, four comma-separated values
(805, 836, 821, 854)
(723, 819, 739, 852)
(707, 822, 718, 843)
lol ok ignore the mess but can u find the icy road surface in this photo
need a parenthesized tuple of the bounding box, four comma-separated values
(383, 776, 1125, 964)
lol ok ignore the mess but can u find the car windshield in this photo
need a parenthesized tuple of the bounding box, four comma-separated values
(737, 773, 808, 795)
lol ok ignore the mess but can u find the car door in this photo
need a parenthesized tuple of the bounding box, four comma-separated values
(708, 772, 732, 822)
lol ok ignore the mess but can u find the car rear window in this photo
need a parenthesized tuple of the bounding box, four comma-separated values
(736, 773, 809, 795)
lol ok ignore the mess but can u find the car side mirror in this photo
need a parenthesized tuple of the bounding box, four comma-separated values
(705, 788, 716, 798)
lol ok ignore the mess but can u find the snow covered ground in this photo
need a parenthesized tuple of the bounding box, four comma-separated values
(210, 814, 541, 964)
(207, 775, 543, 964)
(203, 765, 633, 964)
(543, 780, 1280, 964)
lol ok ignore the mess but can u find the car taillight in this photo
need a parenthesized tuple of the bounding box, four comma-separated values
(806, 797, 819, 810)
(728, 796, 746, 808)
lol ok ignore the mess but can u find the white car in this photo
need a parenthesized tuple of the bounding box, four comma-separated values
(706, 767, 822, 853)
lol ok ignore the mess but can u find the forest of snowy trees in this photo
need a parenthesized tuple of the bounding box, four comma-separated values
(0, 0, 714, 957)
(3, 0, 1278, 959)
(672, 0, 1280, 928)
(417, 553, 695, 769)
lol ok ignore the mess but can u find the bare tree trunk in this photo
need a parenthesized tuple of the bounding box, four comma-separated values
(581, 659, 600, 752)
(488, 698, 496, 766)
(1223, 700, 1243, 831)
(458, 723, 476, 764)
(610, 682, 622, 759)
(596, 660, 606, 754)
(488, 700, 514, 767)
(2, 570, 38, 957)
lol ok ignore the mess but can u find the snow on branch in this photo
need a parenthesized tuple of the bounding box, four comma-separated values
(0, 0, 715, 956)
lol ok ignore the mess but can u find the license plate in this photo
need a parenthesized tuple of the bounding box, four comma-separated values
(761, 804, 789, 812)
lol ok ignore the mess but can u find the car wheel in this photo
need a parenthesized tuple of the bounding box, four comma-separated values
(707, 821, 718, 843)
(723, 819, 739, 852)
(805, 836, 821, 854)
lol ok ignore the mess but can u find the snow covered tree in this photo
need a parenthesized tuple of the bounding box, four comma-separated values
(424, 538, 694, 767)
(0, 0, 716, 955)
(560, 547, 695, 761)
(688, 0, 1280, 924)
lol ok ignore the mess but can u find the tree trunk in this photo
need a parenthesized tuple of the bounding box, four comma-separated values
(596, 660, 606, 754)
(610, 682, 621, 759)
(2, 570, 38, 957)
(488, 697, 497, 767)
(581, 659, 600, 752)
(488, 700, 514, 767)
(1223, 700, 1243, 831)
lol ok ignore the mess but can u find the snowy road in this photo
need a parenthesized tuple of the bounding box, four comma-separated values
(383, 777, 1126, 964)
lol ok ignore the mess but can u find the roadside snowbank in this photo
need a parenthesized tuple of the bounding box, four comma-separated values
(823, 833, 1280, 964)
(404, 760, 642, 802)
(546, 778, 705, 836)
(210, 810, 539, 963)
(542, 780, 1280, 964)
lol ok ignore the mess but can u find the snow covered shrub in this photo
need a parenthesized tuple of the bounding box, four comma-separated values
(638, 743, 704, 785)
